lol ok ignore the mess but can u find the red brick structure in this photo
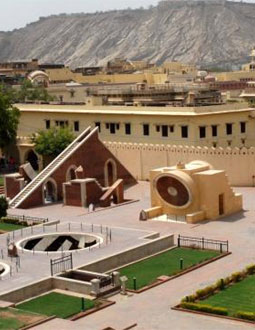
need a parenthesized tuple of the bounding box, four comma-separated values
(7, 127, 136, 209)
(4, 174, 25, 199)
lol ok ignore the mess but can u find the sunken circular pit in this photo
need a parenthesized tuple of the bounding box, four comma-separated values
(17, 232, 102, 253)
(0, 262, 10, 278)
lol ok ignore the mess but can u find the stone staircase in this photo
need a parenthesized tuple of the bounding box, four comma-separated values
(9, 127, 94, 208)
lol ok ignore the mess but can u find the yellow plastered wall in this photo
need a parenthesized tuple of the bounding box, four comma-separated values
(45, 68, 167, 85)
(106, 142, 255, 186)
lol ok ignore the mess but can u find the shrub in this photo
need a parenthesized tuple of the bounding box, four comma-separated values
(0, 217, 28, 227)
(1, 217, 20, 225)
(195, 285, 216, 299)
(223, 276, 231, 286)
(182, 295, 196, 303)
(231, 271, 243, 283)
(234, 311, 255, 321)
(246, 264, 255, 275)
(215, 278, 225, 290)
(180, 302, 228, 316)
(0, 196, 8, 218)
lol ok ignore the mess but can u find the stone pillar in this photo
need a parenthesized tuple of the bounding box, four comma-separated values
(91, 278, 100, 296)
(112, 271, 121, 287)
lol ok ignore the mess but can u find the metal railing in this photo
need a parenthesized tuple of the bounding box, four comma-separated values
(50, 253, 73, 276)
(177, 234, 229, 253)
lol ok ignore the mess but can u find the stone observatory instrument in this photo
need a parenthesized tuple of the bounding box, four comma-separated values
(140, 161, 243, 223)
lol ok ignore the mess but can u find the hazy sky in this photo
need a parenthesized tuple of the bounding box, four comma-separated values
(0, 0, 159, 31)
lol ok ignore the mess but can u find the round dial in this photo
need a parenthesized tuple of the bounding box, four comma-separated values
(156, 175, 190, 207)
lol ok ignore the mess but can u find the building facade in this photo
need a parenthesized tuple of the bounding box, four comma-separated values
(15, 102, 254, 166)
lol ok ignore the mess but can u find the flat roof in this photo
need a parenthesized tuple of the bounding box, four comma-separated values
(16, 103, 251, 117)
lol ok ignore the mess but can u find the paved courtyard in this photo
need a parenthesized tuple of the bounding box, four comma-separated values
(2, 183, 255, 329)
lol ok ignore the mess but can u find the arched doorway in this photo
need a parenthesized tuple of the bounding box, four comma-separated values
(104, 159, 117, 187)
(66, 165, 77, 182)
(26, 150, 39, 171)
(107, 162, 114, 186)
(42, 179, 57, 204)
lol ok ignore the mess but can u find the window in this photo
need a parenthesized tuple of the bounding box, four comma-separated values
(162, 125, 168, 137)
(95, 122, 101, 132)
(199, 126, 206, 139)
(181, 125, 188, 138)
(227, 140, 232, 146)
(212, 125, 218, 137)
(110, 123, 116, 134)
(143, 124, 150, 136)
(240, 121, 246, 134)
(55, 120, 68, 128)
(74, 121, 79, 132)
(45, 120, 50, 129)
(156, 125, 160, 132)
(226, 123, 233, 135)
(70, 90, 75, 98)
(106, 123, 110, 129)
(125, 123, 131, 135)
(116, 123, 120, 130)
(169, 125, 174, 133)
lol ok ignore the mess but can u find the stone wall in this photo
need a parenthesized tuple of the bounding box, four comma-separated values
(105, 142, 255, 186)
(0, 278, 53, 303)
(80, 234, 174, 273)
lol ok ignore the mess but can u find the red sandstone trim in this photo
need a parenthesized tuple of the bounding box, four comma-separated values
(20, 315, 56, 330)
(127, 252, 231, 294)
(69, 299, 116, 321)
(172, 306, 255, 325)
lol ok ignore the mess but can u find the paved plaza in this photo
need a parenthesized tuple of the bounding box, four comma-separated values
(2, 183, 255, 329)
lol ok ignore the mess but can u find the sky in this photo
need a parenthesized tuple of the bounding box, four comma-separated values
(0, 0, 160, 32)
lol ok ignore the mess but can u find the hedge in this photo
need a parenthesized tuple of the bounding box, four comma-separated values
(234, 311, 255, 321)
(246, 264, 255, 275)
(0, 217, 29, 227)
(182, 264, 255, 303)
(180, 302, 228, 316)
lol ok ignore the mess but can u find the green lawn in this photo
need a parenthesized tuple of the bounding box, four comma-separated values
(17, 292, 96, 319)
(200, 275, 255, 316)
(0, 307, 45, 330)
(0, 222, 26, 232)
(0, 316, 23, 330)
(0, 176, 4, 186)
(118, 247, 220, 290)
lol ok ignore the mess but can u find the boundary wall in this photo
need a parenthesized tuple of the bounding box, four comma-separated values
(104, 142, 255, 186)
(80, 234, 174, 273)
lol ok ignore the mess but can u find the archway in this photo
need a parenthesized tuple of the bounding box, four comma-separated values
(66, 165, 77, 182)
(42, 178, 58, 204)
(104, 159, 117, 187)
(25, 150, 39, 171)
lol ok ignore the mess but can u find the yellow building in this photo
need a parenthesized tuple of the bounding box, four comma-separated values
(15, 102, 254, 166)
(214, 48, 255, 82)
(45, 67, 167, 85)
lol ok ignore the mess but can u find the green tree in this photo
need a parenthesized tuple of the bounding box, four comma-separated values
(0, 196, 8, 218)
(32, 127, 75, 160)
(0, 89, 20, 153)
(15, 80, 54, 103)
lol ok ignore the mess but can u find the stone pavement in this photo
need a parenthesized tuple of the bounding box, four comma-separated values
(5, 183, 255, 329)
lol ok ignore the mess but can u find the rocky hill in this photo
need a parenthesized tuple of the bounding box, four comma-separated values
(0, 1, 255, 68)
